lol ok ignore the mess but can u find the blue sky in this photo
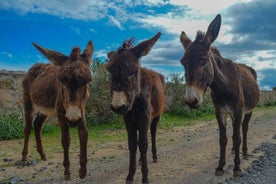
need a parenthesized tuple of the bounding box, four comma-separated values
(0, 0, 275, 90)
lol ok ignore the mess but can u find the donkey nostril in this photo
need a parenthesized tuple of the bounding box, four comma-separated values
(110, 104, 128, 115)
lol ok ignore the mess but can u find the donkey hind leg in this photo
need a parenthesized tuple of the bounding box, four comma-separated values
(22, 96, 33, 162)
(232, 111, 243, 177)
(215, 110, 228, 176)
(34, 113, 47, 161)
(241, 111, 252, 160)
(150, 116, 160, 162)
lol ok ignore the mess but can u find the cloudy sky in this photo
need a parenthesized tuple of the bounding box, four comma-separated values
(0, 0, 275, 90)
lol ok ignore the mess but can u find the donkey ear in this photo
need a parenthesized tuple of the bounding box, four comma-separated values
(203, 14, 221, 47)
(180, 31, 192, 50)
(32, 42, 67, 66)
(131, 32, 161, 58)
(82, 40, 94, 65)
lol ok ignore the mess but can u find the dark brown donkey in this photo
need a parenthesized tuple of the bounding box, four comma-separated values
(180, 14, 260, 177)
(106, 32, 165, 184)
(21, 41, 94, 180)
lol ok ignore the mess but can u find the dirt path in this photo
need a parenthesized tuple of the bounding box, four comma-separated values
(1, 107, 276, 184)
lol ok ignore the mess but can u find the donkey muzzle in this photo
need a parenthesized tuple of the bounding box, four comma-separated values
(184, 85, 203, 109)
(65, 105, 82, 125)
(110, 91, 129, 115)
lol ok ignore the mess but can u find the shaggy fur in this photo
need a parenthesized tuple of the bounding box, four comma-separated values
(21, 41, 94, 180)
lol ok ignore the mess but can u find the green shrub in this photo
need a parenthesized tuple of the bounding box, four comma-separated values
(86, 59, 123, 125)
(165, 73, 214, 117)
(0, 110, 24, 140)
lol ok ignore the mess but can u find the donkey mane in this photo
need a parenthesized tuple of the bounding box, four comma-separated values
(117, 38, 135, 54)
(69, 47, 82, 61)
(195, 31, 206, 42)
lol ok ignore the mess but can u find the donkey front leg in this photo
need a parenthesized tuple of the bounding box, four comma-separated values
(215, 110, 228, 176)
(125, 122, 138, 184)
(77, 121, 88, 179)
(61, 124, 71, 180)
(138, 126, 149, 184)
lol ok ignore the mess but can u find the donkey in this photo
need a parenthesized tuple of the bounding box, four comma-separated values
(106, 32, 165, 184)
(180, 14, 260, 177)
(21, 41, 94, 180)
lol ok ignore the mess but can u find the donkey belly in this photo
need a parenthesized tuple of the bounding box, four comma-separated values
(33, 104, 57, 117)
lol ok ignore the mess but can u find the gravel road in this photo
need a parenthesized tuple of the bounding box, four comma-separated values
(1, 107, 276, 184)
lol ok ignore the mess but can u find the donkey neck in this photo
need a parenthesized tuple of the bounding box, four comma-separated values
(209, 53, 235, 94)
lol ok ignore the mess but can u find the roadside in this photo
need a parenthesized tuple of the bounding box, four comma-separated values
(0, 107, 276, 184)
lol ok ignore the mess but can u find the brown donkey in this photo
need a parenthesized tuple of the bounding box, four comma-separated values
(180, 14, 260, 176)
(106, 32, 165, 184)
(21, 41, 94, 180)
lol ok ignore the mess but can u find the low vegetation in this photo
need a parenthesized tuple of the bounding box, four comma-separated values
(0, 60, 275, 141)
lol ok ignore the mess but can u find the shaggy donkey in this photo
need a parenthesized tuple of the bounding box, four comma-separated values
(21, 41, 94, 180)
(106, 32, 165, 183)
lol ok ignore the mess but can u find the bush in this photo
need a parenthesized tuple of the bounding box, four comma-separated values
(0, 110, 24, 140)
(86, 59, 122, 125)
(165, 73, 214, 117)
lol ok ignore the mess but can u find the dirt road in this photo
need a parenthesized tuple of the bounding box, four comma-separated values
(1, 107, 276, 184)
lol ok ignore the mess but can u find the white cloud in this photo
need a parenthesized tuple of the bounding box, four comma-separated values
(236, 50, 276, 70)
(1, 52, 13, 58)
(70, 26, 81, 35)
(108, 15, 123, 30)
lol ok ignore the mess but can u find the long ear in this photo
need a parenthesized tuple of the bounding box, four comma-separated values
(82, 40, 94, 65)
(180, 31, 192, 50)
(131, 32, 161, 58)
(203, 14, 221, 47)
(32, 42, 67, 66)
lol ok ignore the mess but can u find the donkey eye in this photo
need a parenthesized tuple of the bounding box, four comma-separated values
(201, 63, 208, 69)
(129, 71, 137, 78)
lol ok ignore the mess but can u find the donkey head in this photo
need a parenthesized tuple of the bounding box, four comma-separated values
(106, 32, 161, 115)
(32, 41, 94, 125)
(180, 14, 221, 109)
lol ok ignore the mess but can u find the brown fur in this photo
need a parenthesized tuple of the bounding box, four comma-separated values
(180, 14, 260, 176)
(106, 32, 165, 183)
(21, 41, 94, 180)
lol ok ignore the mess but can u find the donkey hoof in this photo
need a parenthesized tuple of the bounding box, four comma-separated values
(64, 174, 71, 180)
(79, 169, 87, 179)
(142, 179, 150, 184)
(233, 169, 243, 177)
(41, 156, 47, 161)
(243, 154, 249, 160)
(215, 169, 224, 176)
(153, 158, 158, 163)
(126, 180, 133, 184)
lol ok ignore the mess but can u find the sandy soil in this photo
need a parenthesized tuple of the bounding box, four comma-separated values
(0, 107, 276, 184)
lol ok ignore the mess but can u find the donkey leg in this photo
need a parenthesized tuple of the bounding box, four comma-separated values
(22, 95, 33, 162)
(138, 123, 149, 184)
(242, 111, 252, 160)
(125, 121, 137, 184)
(60, 123, 71, 180)
(77, 120, 88, 179)
(150, 116, 160, 162)
(232, 111, 243, 177)
(215, 110, 228, 176)
(34, 113, 47, 161)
